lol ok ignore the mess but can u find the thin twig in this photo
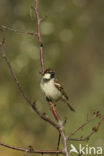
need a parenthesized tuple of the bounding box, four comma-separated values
(34, 0, 61, 122)
(0, 41, 32, 105)
(31, 6, 47, 23)
(0, 142, 63, 154)
(34, 0, 45, 74)
(68, 111, 100, 139)
(0, 41, 59, 130)
(46, 92, 69, 156)
(69, 116, 104, 142)
(69, 131, 94, 141)
(34, 1, 70, 155)
(32, 102, 60, 129)
(56, 118, 67, 156)
(0, 0, 103, 155)
(48, 100, 61, 121)
(56, 133, 61, 156)
(46, 100, 70, 156)
(0, 25, 37, 36)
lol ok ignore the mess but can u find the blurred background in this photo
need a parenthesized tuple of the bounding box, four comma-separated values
(0, 0, 104, 155)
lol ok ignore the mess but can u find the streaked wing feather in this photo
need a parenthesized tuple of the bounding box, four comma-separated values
(54, 79, 75, 112)
(54, 78, 69, 100)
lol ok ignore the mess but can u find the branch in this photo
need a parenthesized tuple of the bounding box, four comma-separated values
(47, 100, 61, 121)
(48, 103, 69, 156)
(0, 40, 63, 154)
(34, 0, 61, 123)
(56, 118, 67, 156)
(0, 25, 37, 36)
(34, 1, 70, 155)
(68, 115, 104, 142)
(0, 1, 69, 155)
(56, 133, 61, 156)
(34, 0, 45, 74)
(68, 111, 100, 139)
(69, 131, 94, 142)
(56, 119, 67, 156)
(0, 41, 59, 130)
(34, 0, 60, 123)
(0, 142, 63, 154)
(0, 40, 33, 105)
(32, 102, 60, 129)
(46, 100, 69, 156)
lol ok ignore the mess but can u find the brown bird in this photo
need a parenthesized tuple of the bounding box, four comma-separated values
(40, 68, 75, 112)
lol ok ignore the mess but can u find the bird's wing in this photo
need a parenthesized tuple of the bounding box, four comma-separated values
(54, 79, 75, 112)
(54, 78, 69, 100)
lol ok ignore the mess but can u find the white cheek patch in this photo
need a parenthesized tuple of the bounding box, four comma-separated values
(43, 73, 51, 79)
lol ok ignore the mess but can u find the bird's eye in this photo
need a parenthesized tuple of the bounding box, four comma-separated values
(50, 71, 55, 74)
(51, 72, 55, 78)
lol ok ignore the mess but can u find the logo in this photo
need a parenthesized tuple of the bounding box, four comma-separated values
(69, 144, 103, 155)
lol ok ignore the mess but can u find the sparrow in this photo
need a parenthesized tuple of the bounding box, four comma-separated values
(40, 68, 75, 112)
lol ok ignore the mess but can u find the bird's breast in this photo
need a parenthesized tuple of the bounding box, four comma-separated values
(40, 79, 61, 101)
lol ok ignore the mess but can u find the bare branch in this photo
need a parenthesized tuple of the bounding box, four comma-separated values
(0, 41, 59, 130)
(0, 40, 32, 105)
(31, 7, 47, 22)
(34, 1, 70, 155)
(0, 142, 63, 154)
(46, 100, 70, 156)
(0, 0, 103, 156)
(0, 25, 37, 36)
(68, 111, 100, 139)
(32, 102, 60, 129)
(56, 133, 61, 156)
(34, 0, 45, 74)
(69, 131, 95, 142)
(68, 115, 104, 142)
(47, 100, 61, 121)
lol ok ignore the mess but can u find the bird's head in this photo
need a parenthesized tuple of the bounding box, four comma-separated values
(42, 68, 55, 81)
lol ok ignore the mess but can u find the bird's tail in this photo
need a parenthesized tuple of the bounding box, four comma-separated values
(63, 99, 75, 112)
(66, 102, 75, 112)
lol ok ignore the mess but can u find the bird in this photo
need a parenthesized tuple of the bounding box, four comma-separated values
(40, 68, 75, 112)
